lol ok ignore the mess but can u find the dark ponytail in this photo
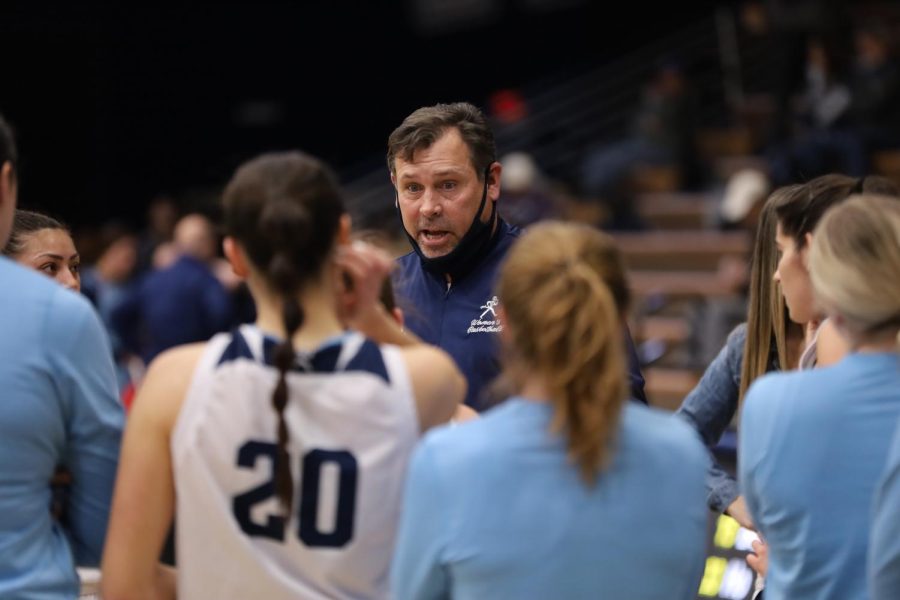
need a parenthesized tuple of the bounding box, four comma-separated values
(223, 152, 345, 514)
(268, 252, 305, 513)
(268, 300, 303, 510)
(3, 209, 68, 257)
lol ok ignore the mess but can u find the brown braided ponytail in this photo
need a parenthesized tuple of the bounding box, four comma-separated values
(223, 152, 345, 513)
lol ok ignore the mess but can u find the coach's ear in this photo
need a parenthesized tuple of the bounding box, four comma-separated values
(223, 236, 249, 278)
(487, 160, 502, 203)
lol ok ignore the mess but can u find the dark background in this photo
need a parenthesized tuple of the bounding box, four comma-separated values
(1, 1, 718, 228)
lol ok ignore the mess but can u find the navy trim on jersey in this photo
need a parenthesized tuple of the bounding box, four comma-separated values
(216, 328, 390, 384)
(344, 339, 390, 384)
(216, 328, 254, 366)
(261, 337, 342, 373)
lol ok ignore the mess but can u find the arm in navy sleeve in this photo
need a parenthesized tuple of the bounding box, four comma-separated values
(870, 419, 900, 600)
(391, 440, 451, 600)
(623, 323, 648, 404)
(675, 324, 746, 513)
(49, 291, 124, 566)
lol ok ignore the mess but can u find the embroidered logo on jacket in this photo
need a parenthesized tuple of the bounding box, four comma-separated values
(467, 296, 502, 334)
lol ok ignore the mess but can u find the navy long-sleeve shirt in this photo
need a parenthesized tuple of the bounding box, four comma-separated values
(113, 255, 233, 364)
(393, 220, 647, 409)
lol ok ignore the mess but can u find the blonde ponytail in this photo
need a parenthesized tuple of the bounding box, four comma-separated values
(809, 194, 900, 347)
(498, 222, 628, 485)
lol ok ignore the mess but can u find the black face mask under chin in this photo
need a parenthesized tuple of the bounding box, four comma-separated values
(398, 167, 500, 282)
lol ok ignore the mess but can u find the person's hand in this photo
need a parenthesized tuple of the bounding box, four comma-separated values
(726, 496, 755, 530)
(747, 538, 769, 578)
(334, 241, 393, 332)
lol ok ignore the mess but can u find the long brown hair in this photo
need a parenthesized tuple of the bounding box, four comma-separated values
(774, 174, 899, 249)
(222, 151, 345, 513)
(739, 185, 804, 402)
(497, 222, 628, 485)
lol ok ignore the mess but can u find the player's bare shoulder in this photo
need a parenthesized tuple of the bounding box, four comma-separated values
(134, 342, 207, 428)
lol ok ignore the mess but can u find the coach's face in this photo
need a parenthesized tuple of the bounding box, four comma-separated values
(392, 127, 500, 258)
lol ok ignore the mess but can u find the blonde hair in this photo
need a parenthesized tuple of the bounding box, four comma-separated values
(739, 185, 806, 402)
(497, 222, 628, 485)
(809, 194, 900, 346)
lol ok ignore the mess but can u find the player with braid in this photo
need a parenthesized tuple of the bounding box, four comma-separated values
(101, 151, 465, 599)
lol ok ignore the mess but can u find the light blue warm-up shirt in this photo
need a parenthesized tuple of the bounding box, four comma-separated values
(391, 398, 709, 600)
(870, 416, 900, 600)
(740, 352, 900, 600)
(0, 257, 124, 598)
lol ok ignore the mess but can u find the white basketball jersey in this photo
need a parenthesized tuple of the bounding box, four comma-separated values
(171, 325, 419, 600)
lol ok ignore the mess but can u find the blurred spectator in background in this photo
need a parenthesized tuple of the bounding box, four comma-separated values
(80, 224, 140, 396)
(579, 58, 699, 229)
(735, 20, 900, 193)
(497, 152, 563, 227)
(113, 213, 233, 365)
(767, 35, 853, 184)
(488, 88, 534, 150)
(740, 0, 850, 145)
(842, 22, 900, 167)
(136, 195, 178, 273)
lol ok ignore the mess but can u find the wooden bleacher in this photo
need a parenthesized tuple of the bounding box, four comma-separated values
(613, 230, 751, 271)
(872, 150, 900, 186)
(713, 154, 770, 181)
(632, 315, 691, 346)
(643, 367, 702, 412)
(616, 227, 749, 409)
(636, 192, 716, 230)
(696, 127, 755, 159)
(630, 165, 682, 194)
(629, 270, 742, 300)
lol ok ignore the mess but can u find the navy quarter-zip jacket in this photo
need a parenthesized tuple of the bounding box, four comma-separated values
(393, 219, 647, 409)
